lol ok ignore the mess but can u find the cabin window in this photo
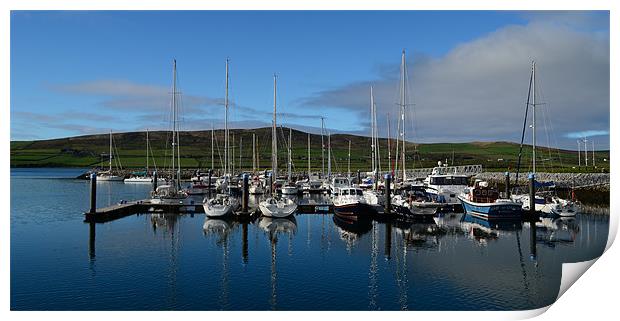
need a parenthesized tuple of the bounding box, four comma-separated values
(356, 190, 363, 196)
(341, 189, 349, 195)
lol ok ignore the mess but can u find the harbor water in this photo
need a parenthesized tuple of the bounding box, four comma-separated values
(11, 168, 609, 310)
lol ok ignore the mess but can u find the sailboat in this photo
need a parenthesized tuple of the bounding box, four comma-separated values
(124, 129, 165, 183)
(363, 86, 385, 212)
(249, 132, 266, 195)
(204, 58, 240, 217)
(281, 128, 299, 195)
(97, 130, 124, 181)
(510, 61, 577, 217)
(150, 59, 192, 208)
(259, 74, 298, 218)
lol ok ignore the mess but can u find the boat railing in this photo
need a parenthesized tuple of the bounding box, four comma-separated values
(406, 165, 483, 178)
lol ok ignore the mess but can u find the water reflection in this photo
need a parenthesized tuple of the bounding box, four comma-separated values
(395, 221, 445, 250)
(258, 216, 297, 311)
(532, 217, 580, 247)
(460, 214, 522, 246)
(81, 211, 601, 311)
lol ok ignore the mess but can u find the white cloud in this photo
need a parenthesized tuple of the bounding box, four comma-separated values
(299, 17, 609, 149)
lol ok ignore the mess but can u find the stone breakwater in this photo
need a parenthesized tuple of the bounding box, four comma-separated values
(474, 172, 610, 190)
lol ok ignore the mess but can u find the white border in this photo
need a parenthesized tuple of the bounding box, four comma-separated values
(2, 1, 617, 320)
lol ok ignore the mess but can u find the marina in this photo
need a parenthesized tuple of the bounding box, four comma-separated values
(8, 9, 612, 314)
(10, 167, 610, 310)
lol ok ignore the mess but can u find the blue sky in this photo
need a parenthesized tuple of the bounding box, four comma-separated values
(10, 11, 610, 149)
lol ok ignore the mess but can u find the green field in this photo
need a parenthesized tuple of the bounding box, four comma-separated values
(10, 127, 609, 173)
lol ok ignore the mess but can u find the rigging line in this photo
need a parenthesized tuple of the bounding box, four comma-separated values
(514, 62, 534, 186)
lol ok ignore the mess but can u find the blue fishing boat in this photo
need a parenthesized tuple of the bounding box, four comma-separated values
(458, 180, 522, 220)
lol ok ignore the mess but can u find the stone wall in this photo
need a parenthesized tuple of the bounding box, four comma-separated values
(474, 172, 610, 190)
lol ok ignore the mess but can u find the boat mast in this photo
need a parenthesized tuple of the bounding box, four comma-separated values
(370, 86, 375, 175)
(171, 59, 177, 183)
(348, 139, 351, 179)
(211, 123, 215, 171)
(252, 132, 256, 173)
(514, 61, 534, 185)
(109, 130, 113, 172)
(577, 140, 581, 167)
(288, 128, 292, 182)
(231, 133, 235, 174)
(327, 132, 331, 179)
(146, 129, 149, 174)
(307, 133, 311, 175)
(387, 112, 392, 174)
(224, 58, 230, 176)
(321, 117, 325, 178)
(374, 97, 380, 180)
(272, 73, 278, 179)
(239, 136, 243, 173)
(400, 49, 407, 182)
(532, 61, 537, 175)
(584, 136, 588, 166)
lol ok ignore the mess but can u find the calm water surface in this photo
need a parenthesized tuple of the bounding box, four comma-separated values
(10, 168, 609, 310)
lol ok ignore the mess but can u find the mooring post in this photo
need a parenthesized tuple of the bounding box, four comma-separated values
(529, 173, 536, 215)
(384, 222, 392, 260)
(357, 170, 361, 186)
(242, 173, 249, 213)
(89, 173, 97, 214)
(505, 171, 511, 198)
(384, 173, 392, 215)
(242, 222, 249, 264)
(152, 171, 158, 192)
(208, 169, 213, 198)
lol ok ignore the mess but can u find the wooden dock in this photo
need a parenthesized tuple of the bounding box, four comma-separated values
(84, 198, 334, 223)
(83, 199, 209, 223)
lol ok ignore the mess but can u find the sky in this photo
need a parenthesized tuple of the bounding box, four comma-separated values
(10, 10, 610, 150)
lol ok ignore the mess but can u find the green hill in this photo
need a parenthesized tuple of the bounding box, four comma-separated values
(10, 127, 609, 173)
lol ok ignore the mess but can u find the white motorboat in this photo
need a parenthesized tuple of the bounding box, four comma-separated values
(423, 164, 470, 206)
(203, 193, 239, 217)
(330, 176, 350, 196)
(332, 187, 369, 218)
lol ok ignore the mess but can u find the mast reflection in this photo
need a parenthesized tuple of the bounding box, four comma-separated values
(258, 216, 298, 310)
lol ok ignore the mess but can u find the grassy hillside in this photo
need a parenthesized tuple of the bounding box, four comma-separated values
(10, 127, 609, 173)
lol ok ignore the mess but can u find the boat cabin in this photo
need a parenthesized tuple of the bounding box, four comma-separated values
(339, 187, 364, 197)
(466, 180, 500, 203)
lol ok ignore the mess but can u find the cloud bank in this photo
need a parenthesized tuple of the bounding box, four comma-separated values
(299, 18, 610, 149)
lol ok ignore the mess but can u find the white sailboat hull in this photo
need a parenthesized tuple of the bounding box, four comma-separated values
(97, 175, 124, 182)
(281, 186, 299, 195)
(259, 198, 297, 218)
(124, 177, 166, 184)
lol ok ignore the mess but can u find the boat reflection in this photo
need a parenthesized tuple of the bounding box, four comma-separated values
(203, 217, 237, 242)
(258, 216, 298, 311)
(394, 220, 446, 250)
(150, 213, 181, 235)
(529, 217, 580, 247)
(460, 214, 522, 246)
